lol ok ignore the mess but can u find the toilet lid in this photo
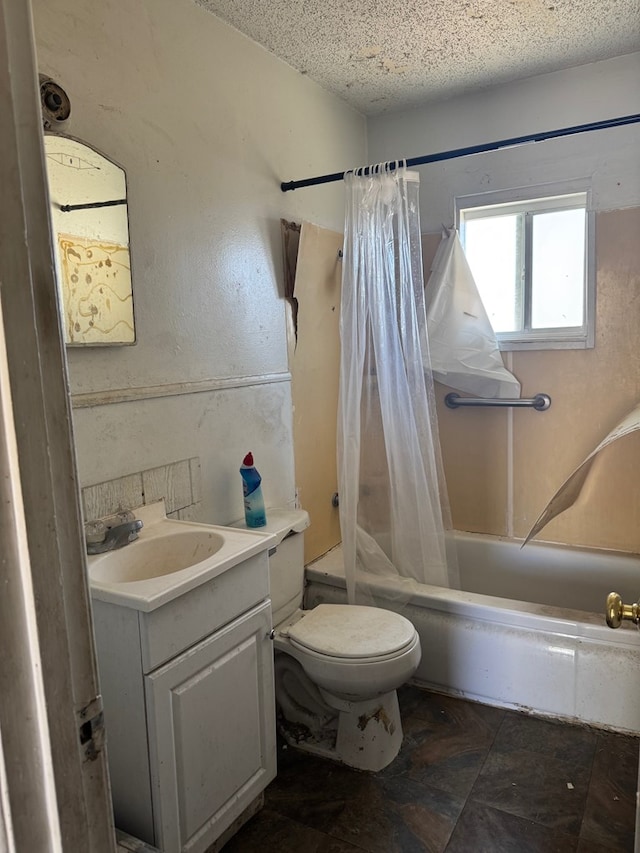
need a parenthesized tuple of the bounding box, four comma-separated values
(286, 604, 416, 659)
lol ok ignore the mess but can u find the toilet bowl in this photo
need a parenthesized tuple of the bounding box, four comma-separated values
(232, 509, 421, 771)
(274, 602, 421, 771)
(277, 603, 421, 699)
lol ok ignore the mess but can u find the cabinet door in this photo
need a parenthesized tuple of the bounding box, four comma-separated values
(145, 600, 275, 853)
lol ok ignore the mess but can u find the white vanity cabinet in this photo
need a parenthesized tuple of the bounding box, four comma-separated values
(90, 546, 276, 853)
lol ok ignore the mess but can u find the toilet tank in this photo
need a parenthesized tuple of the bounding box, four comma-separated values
(231, 508, 310, 625)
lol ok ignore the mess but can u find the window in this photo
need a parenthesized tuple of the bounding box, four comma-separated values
(457, 188, 594, 350)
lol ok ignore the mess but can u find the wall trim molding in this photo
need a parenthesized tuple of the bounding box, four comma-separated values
(71, 371, 292, 408)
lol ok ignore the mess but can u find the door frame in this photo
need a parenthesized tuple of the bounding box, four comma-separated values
(0, 0, 115, 849)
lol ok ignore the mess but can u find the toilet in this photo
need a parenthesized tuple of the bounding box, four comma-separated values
(240, 508, 421, 772)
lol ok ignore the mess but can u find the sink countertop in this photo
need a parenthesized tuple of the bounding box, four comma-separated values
(87, 501, 276, 612)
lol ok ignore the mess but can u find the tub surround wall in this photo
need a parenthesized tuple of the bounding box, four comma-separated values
(423, 207, 640, 552)
(287, 223, 343, 565)
(368, 55, 640, 553)
(286, 205, 640, 553)
(33, 0, 366, 524)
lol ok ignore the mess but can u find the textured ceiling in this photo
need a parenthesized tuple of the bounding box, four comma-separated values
(197, 0, 640, 114)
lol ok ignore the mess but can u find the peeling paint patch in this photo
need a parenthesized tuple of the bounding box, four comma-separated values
(281, 219, 301, 345)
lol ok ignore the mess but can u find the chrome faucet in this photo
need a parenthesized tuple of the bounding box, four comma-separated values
(86, 517, 144, 555)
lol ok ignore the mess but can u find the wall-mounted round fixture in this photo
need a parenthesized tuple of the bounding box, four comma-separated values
(39, 75, 70, 128)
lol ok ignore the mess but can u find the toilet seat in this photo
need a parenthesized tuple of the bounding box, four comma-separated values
(287, 631, 421, 666)
(285, 604, 417, 660)
(275, 611, 421, 702)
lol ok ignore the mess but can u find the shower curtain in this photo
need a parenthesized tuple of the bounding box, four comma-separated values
(337, 165, 458, 607)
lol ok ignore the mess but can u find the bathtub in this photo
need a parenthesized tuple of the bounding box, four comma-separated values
(304, 532, 640, 734)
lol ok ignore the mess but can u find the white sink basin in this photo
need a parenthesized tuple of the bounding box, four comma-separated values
(87, 501, 275, 611)
(89, 529, 226, 583)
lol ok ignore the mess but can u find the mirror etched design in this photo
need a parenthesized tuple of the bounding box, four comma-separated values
(44, 134, 136, 345)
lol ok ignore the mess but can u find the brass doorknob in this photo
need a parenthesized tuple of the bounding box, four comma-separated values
(606, 592, 640, 629)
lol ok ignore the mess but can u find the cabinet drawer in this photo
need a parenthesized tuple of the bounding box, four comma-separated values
(139, 551, 269, 672)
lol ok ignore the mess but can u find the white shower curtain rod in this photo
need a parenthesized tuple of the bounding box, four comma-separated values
(280, 113, 640, 192)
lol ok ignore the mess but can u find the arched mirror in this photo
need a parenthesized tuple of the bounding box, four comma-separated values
(44, 134, 136, 345)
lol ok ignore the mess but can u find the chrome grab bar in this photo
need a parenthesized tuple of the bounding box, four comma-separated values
(445, 393, 551, 411)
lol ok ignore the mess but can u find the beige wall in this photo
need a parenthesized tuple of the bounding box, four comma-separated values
(369, 53, 640, 556)
(289, 209, 640, 560)
(429, 207, 640, 553)
(32, 0, 366, 525)
(288, 223, 343, 563)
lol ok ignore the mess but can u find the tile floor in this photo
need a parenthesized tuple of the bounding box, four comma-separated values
(224, 686, 638, 853)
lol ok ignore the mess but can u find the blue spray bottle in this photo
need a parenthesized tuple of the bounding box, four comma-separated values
(240, 452, 267, 528)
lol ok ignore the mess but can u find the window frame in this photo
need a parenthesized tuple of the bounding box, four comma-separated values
(456, 182, 595, 351)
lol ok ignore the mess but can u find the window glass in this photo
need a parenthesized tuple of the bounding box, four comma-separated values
(458, 190, 592, 350)
(531, 208, 585, 329)
(464, 214, 521, 333)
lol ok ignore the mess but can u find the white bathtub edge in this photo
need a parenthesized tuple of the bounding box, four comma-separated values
(304, 560, 640, 734)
